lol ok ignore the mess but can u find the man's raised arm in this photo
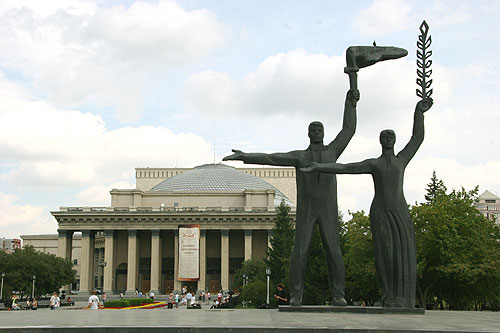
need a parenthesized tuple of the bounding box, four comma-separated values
(223, 149, 299, 167)
(398, 98, 433, 165)
(328, 89, 360, 156)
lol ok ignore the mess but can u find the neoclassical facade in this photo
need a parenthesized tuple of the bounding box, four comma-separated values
(49, 164, 296, 294)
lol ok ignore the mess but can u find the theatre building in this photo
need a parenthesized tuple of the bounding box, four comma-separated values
(35, 164, 296, 295)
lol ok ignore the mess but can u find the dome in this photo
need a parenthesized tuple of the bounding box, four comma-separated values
(150, 164, 291, 206)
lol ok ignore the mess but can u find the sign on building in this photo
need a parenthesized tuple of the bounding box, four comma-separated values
(178, 225, 200, 281)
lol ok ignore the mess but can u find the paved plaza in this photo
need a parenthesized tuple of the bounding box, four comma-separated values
(1, 302, 500, 332)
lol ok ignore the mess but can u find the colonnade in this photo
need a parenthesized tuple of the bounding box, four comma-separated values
(57, 228, 271, 294)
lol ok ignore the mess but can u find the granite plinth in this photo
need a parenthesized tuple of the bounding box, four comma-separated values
(279, 305, 425, 314)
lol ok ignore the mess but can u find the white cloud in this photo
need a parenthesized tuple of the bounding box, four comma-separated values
(76, 180, 134, 206)
(0, 0, 226, 121)
(0, 72, 213, 191)
(0, 192, 56, 238)
(352, 0, 412, 35)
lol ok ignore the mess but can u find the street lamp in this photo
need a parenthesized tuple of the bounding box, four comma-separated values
(265, 267, 271, 306)
(1, 273, 5, 302)
(242, 274, 246, 287)
(32, 275, 36, 299)
(98, 261, 107, 290)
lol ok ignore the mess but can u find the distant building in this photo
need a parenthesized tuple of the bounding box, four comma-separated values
(475, 190, 500, 224)
(1, 237, 21, 253)
(22, 164, 297, 295)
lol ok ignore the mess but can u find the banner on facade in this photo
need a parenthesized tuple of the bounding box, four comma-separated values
(177, 225, 200, 281)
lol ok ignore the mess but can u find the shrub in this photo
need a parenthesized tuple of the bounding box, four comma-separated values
(240, 280, 267, 308)
(127, 298, 144, 306)
(104, 300, 129, 308)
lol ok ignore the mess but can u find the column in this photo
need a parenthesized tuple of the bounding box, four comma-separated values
(244, 229, 253, 261)
(103, 230, 115, 294)
(198, 229, 206, 292)
(126, 229, 138, 295)
(79, 230, 95, 294)
(220, 229, 230, 292)
(150, 230, 161, 294)
(173, 229, 181, 292)
(57, 230, 73, 292)
(57, 230, 73, 260)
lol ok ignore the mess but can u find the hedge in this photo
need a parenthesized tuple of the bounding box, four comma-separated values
(104, 300, 129, 308)
(104, 298, 155, 308)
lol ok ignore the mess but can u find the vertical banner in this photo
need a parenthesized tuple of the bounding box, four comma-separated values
(178, 225, 200, 281)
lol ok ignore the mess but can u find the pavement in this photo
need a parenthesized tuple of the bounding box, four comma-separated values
(1, 302, 500, 332)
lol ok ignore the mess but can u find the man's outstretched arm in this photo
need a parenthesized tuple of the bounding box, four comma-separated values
(301, 160, 373, 174)
(398, 98, 433, 165)
(328, 89, 359, 157)
(223, 149, 299, 167)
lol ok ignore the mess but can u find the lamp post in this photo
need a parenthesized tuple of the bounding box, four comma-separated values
(242, 274, 246, 287)
(265, 267, 271, 306)
(1, 273, 5, 302)
(98, 261, 107, 291)
(31, 275, 36, 299)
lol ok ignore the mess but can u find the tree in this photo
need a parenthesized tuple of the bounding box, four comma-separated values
(302, 212, 345, 305)
(0, 246, 76, 300)
(233, 259, 267, 291)
(343, 211, 380, 305)
(412, 179, 500, 310)
(424, 170, 447, 203)
(265, 200, 295, 288)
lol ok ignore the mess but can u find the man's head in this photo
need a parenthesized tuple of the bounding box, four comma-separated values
(91, 290, 97, 295)
(277, 283, 285, 291)
(308, 121, 324, 144)
(379, 129, 396, 149)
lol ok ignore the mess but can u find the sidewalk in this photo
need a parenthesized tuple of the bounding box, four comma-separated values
(1, 305, 500, 332)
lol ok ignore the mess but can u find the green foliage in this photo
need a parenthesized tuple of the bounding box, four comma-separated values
(103, 298, 153, 308)
(424, 170, 447, 203)
(412, 173, 500, 310)
(128, 298, 145, 306)
(104, 300, 129, 308)
(302, 224, 330, 305)
(239, 280, 267, 307)
(343, 211, 380, 305)
(0, 245, 75, 301)
(233, 259, 267, 291)
(265, 200, 295, 288)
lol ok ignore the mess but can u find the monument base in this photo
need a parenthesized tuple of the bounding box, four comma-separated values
(279, 305, 425, 314)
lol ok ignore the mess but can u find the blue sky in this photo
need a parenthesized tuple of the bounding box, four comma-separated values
(1, 0, 499, 238)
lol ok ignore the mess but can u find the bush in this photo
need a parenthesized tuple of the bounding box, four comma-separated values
(142, 298, 154, 304)
(240, 280, 267, 308)
(127, 298, 144, 306)
(104, 300, 129, 308)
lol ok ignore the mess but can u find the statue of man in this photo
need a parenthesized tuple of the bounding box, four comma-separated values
(224, 88, 360, 306)
(301, 98, 433, 308)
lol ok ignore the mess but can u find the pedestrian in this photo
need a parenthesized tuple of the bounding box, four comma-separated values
(49, 292, 58, 310)
(135, 289, 139, 296)
(167, 293, 174, 309)
(88, 290, 100, 310)
(175, 294, 180, 309)
(120, 292, 124, 300)
(102, 292, 107, 304)
(202, 291, 206, 304)
(217, 291, 222, 303)
(31, 298, 38, 310)
(206, 292, 211, 304)
(149, 291, 155, 301)
(138, 291, 143, 298)
(273, 283, 289, 306)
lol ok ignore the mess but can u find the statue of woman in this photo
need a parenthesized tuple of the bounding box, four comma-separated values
(302, 98, 433, 308)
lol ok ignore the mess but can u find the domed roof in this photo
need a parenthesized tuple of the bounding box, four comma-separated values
(150, 164, 290, 205)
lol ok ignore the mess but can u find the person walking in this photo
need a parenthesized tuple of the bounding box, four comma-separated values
(49, 292, 58, 310)
(88, 290, 100, 310)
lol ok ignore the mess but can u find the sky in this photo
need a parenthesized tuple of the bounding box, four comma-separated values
(1, 0, 499, 238)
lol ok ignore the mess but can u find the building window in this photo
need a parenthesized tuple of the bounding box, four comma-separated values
(73, 259, 78, 265)
(486, 199, 496, 203)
